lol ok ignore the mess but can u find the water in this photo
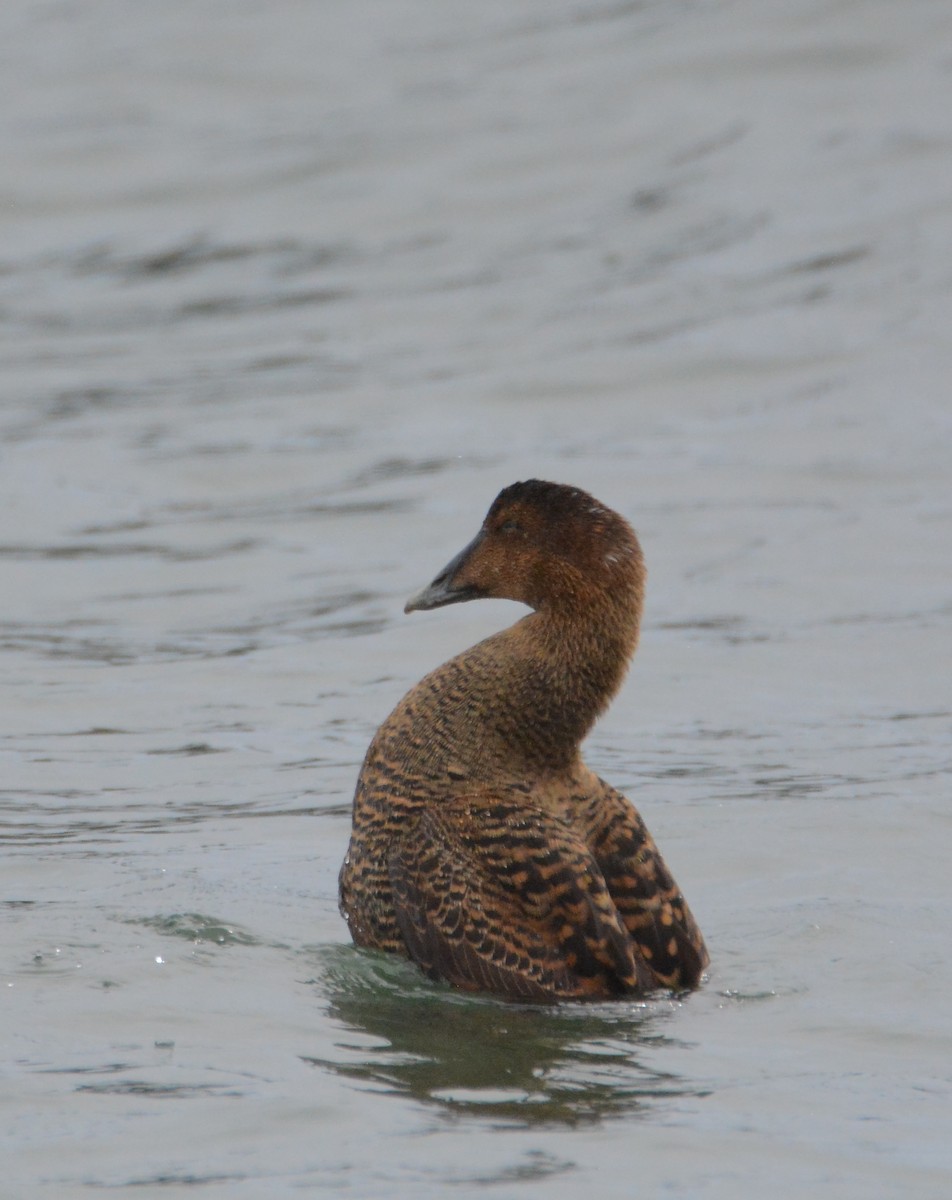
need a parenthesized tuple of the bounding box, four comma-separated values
(2, 0, 951, 1195)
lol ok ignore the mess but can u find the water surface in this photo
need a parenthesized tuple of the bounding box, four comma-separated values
(2, 1, 951, 1196)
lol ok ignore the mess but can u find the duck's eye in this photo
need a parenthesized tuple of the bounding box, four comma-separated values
(498, 520, 523, 536)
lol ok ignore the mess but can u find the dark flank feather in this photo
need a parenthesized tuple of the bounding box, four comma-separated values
(582, 779, 708, 989)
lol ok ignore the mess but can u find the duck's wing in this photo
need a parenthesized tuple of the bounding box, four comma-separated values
(388, 794, 656, 1002)
(583, 780, 709, 989)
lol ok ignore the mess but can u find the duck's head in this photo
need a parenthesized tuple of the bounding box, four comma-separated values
(405, 479, 645, 618)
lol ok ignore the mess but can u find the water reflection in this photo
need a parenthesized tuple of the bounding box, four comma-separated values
(309, 946, 708, 1126)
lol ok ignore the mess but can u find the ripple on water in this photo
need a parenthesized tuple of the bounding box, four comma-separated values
(68, 235, 352, 281)
(133, 913, 260, 947)
(0, 537, 260, 562)
(0, 588, 388, 665)
(304, 944, 709, 1127)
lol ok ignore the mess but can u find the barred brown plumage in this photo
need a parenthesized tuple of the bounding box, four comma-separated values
(338, 480, 708, 1001)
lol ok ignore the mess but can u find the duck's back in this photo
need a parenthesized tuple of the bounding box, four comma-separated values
(339, 627, 551, 954)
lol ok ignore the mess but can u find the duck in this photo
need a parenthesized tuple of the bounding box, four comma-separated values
(338, 479, 709, 1002)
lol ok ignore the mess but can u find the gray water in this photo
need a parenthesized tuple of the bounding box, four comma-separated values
(3, 1, 951, 1196)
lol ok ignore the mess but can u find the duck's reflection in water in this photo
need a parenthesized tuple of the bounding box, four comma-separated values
(306, 946, 709, 1126)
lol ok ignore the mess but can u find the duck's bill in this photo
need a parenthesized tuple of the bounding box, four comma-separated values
(404, 533, 485, 613)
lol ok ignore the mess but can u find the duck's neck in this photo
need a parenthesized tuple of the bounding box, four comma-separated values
(498, 592, 641, 773)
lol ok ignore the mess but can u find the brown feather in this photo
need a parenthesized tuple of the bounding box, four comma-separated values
(339, 480, 709, 1001)
(389, 795, 656, 1001)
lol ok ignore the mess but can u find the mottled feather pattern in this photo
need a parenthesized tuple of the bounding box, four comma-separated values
(581, 778, 708, 988)
(389, 796, 656, 1000)
(339, 480, 709, 1002)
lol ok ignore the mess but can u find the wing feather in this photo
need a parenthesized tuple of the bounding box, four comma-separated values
(389, 794, 656, 1002)
(583, 780, 709, 989)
